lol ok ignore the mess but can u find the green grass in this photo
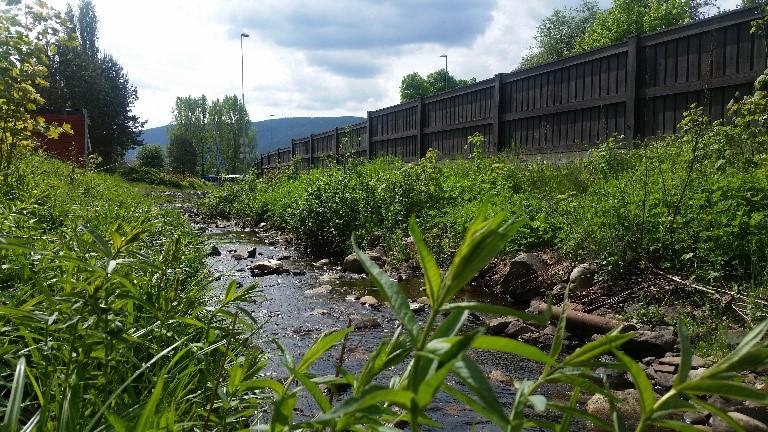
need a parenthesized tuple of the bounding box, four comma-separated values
(0, 152, 265, 430)
(116, 165, 211, 190)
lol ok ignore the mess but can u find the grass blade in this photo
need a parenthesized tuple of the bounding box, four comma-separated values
(408, 217, 441, 308)
(472, 335, 553, 364)
(296, 327, 353, 373)
(3, 357, 26, 432)
(354, 240, 419, 342)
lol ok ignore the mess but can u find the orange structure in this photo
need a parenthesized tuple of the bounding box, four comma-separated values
(35, 109, 90, 167)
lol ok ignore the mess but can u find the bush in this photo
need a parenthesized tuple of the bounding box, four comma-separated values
(135, 144, 166, 169)
(117, 165, 209, 189)
(0, 152, 264, 429)
(202, 92, 768, 303)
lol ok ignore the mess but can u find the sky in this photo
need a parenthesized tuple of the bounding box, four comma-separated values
(45, 0, 742, 128)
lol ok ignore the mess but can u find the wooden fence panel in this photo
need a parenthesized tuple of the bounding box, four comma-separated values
(258, 6, 764, 175)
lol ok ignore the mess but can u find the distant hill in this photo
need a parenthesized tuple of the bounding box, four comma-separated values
(128, 116, 365, 160)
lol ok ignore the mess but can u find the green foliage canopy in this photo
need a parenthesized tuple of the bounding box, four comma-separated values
(167, 132, 198, 174)
(519, 0, 600, 68)
(0, 0, 70, 172)
(39, 0, 144, 167)
(135, 144, 166, 169)
(399, 70, 477, 102)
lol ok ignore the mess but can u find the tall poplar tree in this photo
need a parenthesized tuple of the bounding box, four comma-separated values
(39, 0, 144, 167)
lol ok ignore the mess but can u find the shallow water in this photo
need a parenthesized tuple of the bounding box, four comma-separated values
(204, 227, 573, 431)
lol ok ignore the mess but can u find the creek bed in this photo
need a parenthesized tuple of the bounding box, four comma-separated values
(202, 225, 578, 431)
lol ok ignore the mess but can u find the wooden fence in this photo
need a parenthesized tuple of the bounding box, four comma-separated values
(257, 6, 765, 174)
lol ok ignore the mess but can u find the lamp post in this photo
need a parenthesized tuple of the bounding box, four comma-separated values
(269, 114, 275, 150)
(240, 32, 249, 174)
(440, 54, 448, 91)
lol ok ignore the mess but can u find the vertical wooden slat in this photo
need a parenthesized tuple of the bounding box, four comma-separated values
(626, 37, 639, 140)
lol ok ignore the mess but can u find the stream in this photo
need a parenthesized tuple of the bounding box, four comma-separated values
(200, 221, 573, 431)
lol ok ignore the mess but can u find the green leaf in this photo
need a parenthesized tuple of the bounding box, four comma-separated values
(441, 302, 548, 326)
(354, 240, 419, 342)
(3, 357, 26, 432)
(294, 372, 331, 413)
(548, 402, 613, 432)
(415, 332, 479, 406)
(528, 395, 547, 412)
(432, 310, 467, 339)
(136, 374, 164, 431)
(689, 396, 746, 432)
(677, 379, 768, 403)
(472, 335, 553, 364)
(440, 209, 525, 305)
(648, 420, 709, 432)
(452, 356, 508, 429)
(408, 217, 441, 308)
(612, 349, 655, 418)
(270, 392, 297, 432)
(442, 384, 509, 430)
(296, 327, 353, 373)
(104, 413, 128, 432)
(563, 331, 636, 366)
(700, 319, 768, 380)
(238, 378, 285, 395)
(675, 320, 692, 387)
(315, 389, 415, 422)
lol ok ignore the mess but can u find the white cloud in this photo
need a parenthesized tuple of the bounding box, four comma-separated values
(44, 0, 745, 128)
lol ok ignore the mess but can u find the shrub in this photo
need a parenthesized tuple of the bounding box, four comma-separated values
(117, 165, 209, 189)
(135, 144, 166, 169)
(0, 152, 264, 429)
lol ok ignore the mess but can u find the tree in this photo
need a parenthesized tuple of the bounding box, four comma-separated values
(167, 133, 197, 174)
(519, 1, 600, 68)
(0, 0, 71, 172)
(209, 95, 256, 175)
(135, 145, 166, 169)
(399, 70, 477, 102)
(576, 0, 712, 52)
(39, 0, 144, 167)
(169, 96, 210, 176)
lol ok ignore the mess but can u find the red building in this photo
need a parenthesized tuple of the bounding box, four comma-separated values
(35, 109, 90, 167)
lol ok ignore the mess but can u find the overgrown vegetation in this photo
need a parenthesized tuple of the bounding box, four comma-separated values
(117, 165, 210, 189)
(203, 96, 768, 286)
(0, 152, 264, 429)
(261, 212, 768, 431)
(203, 73, 768, 355)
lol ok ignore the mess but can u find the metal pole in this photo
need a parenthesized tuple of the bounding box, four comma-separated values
(440, 54, 448, 91)
(240, 32, 249, 174)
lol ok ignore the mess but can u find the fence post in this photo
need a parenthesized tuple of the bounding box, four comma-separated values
(417, 96, 425, 159)
(308, 134, 315, 169)
(492, 73, 503, 153)
(625, 36, 640, 142)
(334, 127, 340, 164)
(366, 111, 373, 160)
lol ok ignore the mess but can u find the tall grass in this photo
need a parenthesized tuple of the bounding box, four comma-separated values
(0, 152, 266, 430)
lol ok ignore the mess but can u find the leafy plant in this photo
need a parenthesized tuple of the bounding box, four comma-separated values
(257, 211, 768, 431)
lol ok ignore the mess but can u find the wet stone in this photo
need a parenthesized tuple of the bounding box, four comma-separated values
(305, 285, 332, 296)
(207, 245, 222, 256)
(353, 317, 382, 330)
(683, 412, 709, 425)
(359, 295, 380, 308)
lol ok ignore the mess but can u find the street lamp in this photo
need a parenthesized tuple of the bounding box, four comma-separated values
(240, 32, 250, 174)
(269, 114, 275, 150)
(440, 54, 448, 91)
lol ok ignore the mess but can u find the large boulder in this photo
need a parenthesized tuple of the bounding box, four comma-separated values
(568, 263, 597, 292)
(343, 252, 386, 274)
(586, 390, 642, 430)
(477, 253, 546, 301)
(623, 328, 678, 360)
(248, 259, 287, 277)
(711, 412, 768, 432)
